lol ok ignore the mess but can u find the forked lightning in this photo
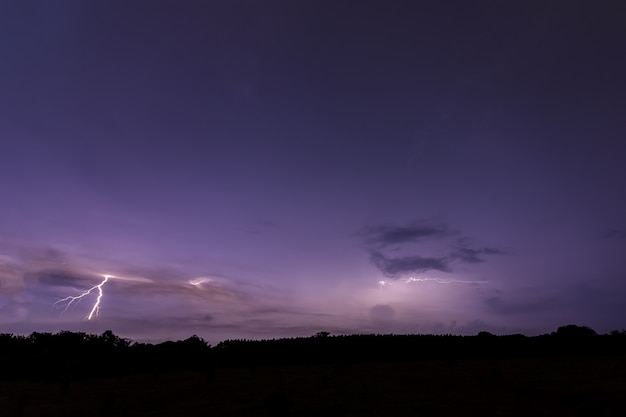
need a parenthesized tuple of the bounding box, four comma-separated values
(54, 275, 112, 320)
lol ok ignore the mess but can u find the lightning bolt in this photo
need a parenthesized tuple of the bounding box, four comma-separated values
(54, 275, 112, 320)
(376, 276, 487, 288)
(404, 276, 487, 284)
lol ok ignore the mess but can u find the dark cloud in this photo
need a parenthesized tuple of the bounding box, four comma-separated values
(359, 222, 454, 247)
(451, 246, 510, 264)
(361, 222, 510, 277)
(31, 271, 96, 288)
(370, 251, 449, 277)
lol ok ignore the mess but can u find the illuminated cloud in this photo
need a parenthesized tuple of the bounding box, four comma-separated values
(0, 247, 300, 340)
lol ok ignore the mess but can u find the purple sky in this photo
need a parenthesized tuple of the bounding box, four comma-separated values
(1, 1, 626, 342)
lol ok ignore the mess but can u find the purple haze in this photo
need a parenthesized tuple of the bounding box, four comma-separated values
(1, 1, 625, 342)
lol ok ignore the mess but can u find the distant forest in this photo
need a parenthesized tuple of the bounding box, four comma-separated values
(1, 325, 625, 381)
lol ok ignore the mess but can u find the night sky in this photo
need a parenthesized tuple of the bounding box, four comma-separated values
(1, 1, 626, 342)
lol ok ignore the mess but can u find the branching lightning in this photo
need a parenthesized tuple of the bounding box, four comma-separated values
(54, 275, 112, 320)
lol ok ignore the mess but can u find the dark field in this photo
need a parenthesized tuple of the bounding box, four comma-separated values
(3, 355, 626, 417)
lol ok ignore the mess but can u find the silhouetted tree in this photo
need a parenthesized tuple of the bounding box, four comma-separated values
(97, 330, 130, 349)
(553, 325, 597, 338)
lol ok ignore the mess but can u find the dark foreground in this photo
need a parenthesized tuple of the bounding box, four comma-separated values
(1, 326, 625, 416)
(2, 356, 626, 417)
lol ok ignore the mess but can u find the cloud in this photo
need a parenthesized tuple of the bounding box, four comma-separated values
(359, 222, 454, 247)
(360, 221, 510, 278)
(451, 243, 510, 264)
(370, 251, 449, 277)
(0, 245, 293, 334)
(14, 255, 262, 306)
(31, 270, 99, 289)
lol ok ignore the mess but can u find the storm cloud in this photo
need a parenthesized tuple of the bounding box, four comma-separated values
(451, 243, 510, 264)
(361, 221, 510, 278)
(370, 251, 449, 277)
(359, 222, 455, 248)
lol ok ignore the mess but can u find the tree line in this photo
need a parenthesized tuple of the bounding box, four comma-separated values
(0, 325, 624, 381)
